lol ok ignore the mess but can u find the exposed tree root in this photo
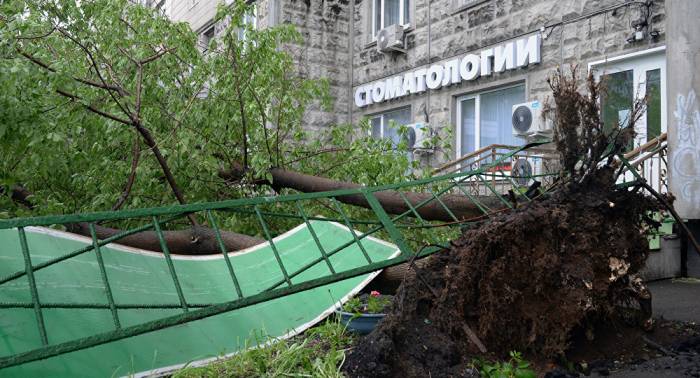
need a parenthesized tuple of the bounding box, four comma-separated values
(343, 168, 661, 377)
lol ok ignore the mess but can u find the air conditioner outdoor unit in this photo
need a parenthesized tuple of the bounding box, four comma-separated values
(512, 100, 553, 137)
(404, 122, 432, 153)
(376, 24, 405, 53)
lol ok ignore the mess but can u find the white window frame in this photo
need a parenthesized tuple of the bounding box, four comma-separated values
(372, 0, 410, 37)
(588, 46, 667, 145)
(238, 5, 257, 41)
(455, 83, 525, 159)
(369, 106, 412, 139)
(589, 46, 667, 193)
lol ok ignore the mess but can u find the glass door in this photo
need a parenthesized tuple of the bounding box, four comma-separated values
(591, 50, 667, 192)
(593, 51, 666, 145)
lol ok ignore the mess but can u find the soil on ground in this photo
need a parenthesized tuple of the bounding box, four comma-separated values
(342, 168, 670, 378)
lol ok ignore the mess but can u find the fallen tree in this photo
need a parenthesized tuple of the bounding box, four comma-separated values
(343, 69, 665, 377)
(66, 222, 263, 254)
(219, 164, 510, 222)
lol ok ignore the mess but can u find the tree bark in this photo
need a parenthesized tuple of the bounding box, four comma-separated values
(5, 185, 264, 254)
(66, 222, 264, 255)
(219, 165, 507, 222)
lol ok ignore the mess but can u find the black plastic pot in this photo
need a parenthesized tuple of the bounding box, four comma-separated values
(336, 311, 385, 335)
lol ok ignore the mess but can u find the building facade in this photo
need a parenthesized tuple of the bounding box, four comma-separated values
(164, 0, 667, 167)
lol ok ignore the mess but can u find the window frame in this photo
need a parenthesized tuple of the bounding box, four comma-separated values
(371, 0, 411, 38)
(455, 83, 526, 160)
(199, 25, 215, 53)
(588, 47, 667, 145)
(368, 106, 412, 139)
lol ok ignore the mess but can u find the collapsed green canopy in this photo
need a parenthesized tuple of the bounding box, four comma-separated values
(0, 221, 398, 377)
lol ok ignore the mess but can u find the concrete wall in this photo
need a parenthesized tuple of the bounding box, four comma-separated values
(168, 0, 669, 167)
(351, 0, 667, 166)
(279, 0, 352, 131)
(666, 0, 700, 220)
(170, 0, 220, 32)
(171, 0, 352, 132)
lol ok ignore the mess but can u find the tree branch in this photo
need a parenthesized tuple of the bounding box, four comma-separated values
(55, 89, 132, 125)
(18, 49, 129, 96)
(111, 133, 141, 211)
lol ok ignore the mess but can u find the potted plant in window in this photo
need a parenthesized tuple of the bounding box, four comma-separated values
(336, 291, 392, 335)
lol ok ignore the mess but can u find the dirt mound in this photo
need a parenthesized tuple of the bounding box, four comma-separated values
(343, 168, 661, 377)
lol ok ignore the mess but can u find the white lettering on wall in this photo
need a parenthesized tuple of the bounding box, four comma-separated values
(443, 58, 461, 86)
(354, 33, 542, 108)
(479, 48, 495, 77)
(494, 42, 515, 73)
(426, 65, 444, 89)
(516, 33, 541, 67)
(459, 54, 480, 81)
(385, 76, 403, 100)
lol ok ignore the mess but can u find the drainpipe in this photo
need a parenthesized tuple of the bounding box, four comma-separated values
(348, 0, 355, 126)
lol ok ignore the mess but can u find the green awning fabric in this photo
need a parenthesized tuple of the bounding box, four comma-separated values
(0, 221, 398, 377)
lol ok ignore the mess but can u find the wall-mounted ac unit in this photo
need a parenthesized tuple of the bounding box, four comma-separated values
(404, 123, 432, 153)
(512, 100, 553, 137)
(377, 24, 405, 53)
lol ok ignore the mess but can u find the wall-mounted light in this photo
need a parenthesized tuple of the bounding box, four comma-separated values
(626, 18, 647, 43)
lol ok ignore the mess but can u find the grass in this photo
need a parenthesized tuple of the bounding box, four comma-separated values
(172, 318, 355, 378)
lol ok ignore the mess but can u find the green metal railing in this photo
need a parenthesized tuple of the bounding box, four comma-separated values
(0, 141, 553, 369)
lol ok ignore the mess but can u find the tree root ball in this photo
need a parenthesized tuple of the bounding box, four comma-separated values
(343, 168, 661, 377)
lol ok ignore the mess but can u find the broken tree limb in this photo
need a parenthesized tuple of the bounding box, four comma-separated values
(219, 165, 507, 222)
(66, 222, 264, 255)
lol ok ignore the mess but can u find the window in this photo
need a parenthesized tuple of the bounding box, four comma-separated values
(370, 107, 412, 145)
(370, 107, 413, 162)
(372, 0, 410, 36)
(237, 6, 257, 41)
(199, 25, 215, 53)
(456, 84, 526, 157)
(591, 49, 666, 192)
(593, 50, 666, 144)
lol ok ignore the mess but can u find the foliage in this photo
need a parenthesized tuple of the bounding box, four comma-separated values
(342, 291, 391, 314)
(172, 319, 353, 378)
(477, 351, 536, 378)
(0, 0, 448, 241)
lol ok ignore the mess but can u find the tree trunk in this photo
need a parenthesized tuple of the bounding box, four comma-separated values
(219, 165, 506, 222)
(4, 185, 264, 254)
(67, 223, 264, 255)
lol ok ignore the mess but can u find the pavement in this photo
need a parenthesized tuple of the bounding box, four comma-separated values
(648, 278, 700, 323)
(601, 278, 700, 378)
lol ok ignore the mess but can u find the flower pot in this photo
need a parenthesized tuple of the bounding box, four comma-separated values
(336, 311, 385, 335)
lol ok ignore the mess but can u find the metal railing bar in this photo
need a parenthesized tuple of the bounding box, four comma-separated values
(0, 244, 444, 370)
(205, 211, 244, 299)
(0, 214, 184, 286)
(295, 203, 336, 274)
(88, 223, 121, 330)
(219, 208, 382, 225)
(152, 217, 189, 312)
(330, 199, 373, 264)
(253, 206, 292, 286)
(0, 141, 547, 230)
(18, 227, 49, 346)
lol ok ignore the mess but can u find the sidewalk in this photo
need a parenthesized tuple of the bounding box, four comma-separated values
(648, 278, 700, 323)
(600, 278, 700, 378)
